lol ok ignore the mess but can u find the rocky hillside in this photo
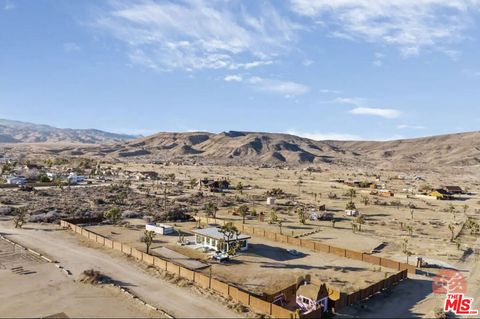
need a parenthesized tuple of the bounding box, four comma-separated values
(0, 119, 137, 144)
(2, 121, 479, 168)
(104, 131, 357, 166)
(332, 131, 480, 168)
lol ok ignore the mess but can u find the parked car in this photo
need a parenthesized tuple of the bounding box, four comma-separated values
(319, 212, 334, 221)
(287, 249, 299, 256)
(345, 209, 359, 217)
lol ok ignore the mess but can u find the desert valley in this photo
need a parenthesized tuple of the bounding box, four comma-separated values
(1, 119, 479, 318)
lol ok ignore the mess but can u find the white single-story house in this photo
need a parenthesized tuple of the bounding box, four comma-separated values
(6, 176, 26, 185)
(193, 227, 250, 253)
(145, 223, 174, 235)
(67, 173, 85, 184)
(266, 197, 276, 205)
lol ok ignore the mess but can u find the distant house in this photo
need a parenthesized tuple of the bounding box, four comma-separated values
(136, 171, 159, 181)
(6, 176, 26, 185)
(266, 197, 276, 205)
(193, 227, 250, 253)
(198, 179, 230, 192)
(430, 189, 453, 200)
(67, 173, 85, 184)
(378, 190, 394, 197)
(443, 186, 463, 195)
(296, 281, 329, 316)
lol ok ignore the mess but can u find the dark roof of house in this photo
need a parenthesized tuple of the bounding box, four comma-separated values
(434, 189, 452, 195)
(444, 186, 463, 192)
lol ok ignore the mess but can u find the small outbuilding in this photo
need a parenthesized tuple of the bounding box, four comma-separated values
(145, 223, 174, 235)
(266, 197, 276, 205)
(296, 281, 329, 316)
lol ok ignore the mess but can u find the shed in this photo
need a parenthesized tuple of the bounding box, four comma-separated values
(296, 282, 329, 315)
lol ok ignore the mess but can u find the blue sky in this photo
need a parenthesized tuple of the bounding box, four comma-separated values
(1, 0, 480, 140)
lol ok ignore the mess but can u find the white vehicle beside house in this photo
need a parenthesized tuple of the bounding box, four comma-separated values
(345, 209, 359, 217)
(6, 176, 26, 185)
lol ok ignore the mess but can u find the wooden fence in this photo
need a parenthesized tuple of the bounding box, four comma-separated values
(265, 269, 408, 312)
(196, 216, 417, 275)
(60, 219, 297, 318)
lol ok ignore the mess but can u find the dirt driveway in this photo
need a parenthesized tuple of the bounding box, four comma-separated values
(0, 220, 242, 318)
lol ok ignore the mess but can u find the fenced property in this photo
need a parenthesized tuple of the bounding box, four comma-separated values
(60, 219, 298, 318)
(195, 216, 417, 275)
(60, 218, 411, 318)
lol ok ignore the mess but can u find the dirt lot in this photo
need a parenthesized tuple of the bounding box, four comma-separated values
(0, 237, 159, 318)
(0, 219, 242, 318)
(86, 220, 392, 295)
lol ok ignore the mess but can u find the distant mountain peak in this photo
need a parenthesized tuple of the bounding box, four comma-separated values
(0, 118, 138, 144)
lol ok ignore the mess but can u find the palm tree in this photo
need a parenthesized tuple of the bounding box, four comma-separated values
(269, 210, 279, 224)
(448, 223, 455, 242)
(104, 207, 121, 223)
(236, 182, 244, 194)
(347, 188, 357, 200)
(219, 222, 241, 255)
(278, 219, 285, 235)
(361, 195, 370, 206)
(296, 207, 306, 225)
(407, 225, 413, 237)
(448, 204, 456, 221)
(13, 207, 27, 229)
(346, 200, 356, 210)
(355, 215, 365, 231)
(238, 205, 249, 224)
(141, 230, 156, 254)
(205, 202, 218, 224)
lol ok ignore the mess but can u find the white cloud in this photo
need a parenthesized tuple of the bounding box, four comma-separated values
(332, 97, 365, 106)
(224, 74, 243, 82)
(350, 107, 401, 119)
(290, 0, 479, 56)
(320, 88, 342, 94)
(286, 130, 361, 141)
(93, 0, 298, 71)
(223, 75, 309, 95)
(4, 0, 15, 10)
(247, 76, 309, 95)
(397, 124, 426, 129)
(63, 42, 81, 52)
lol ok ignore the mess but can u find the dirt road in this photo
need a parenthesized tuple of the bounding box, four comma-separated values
(0, 220, 242, 318)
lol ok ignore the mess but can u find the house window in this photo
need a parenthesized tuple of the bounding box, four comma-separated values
(196, 235, 203, 244)
(241, 240, 247, 248)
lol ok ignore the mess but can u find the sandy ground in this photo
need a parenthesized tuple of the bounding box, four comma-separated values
(87, 221, 391, 295)
(0, 237, 158, 318)
(0, 219, 242, 318)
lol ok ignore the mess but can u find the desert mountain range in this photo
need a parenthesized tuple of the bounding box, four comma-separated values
(1, 119, 479, 168)
(0, 119, 136, 144)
